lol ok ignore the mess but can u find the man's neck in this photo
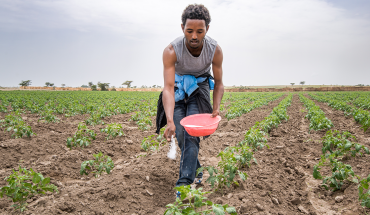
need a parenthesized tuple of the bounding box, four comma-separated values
(185, 40, 204, 57)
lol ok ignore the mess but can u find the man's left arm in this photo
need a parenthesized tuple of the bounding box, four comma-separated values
(211, 44, 224, 117)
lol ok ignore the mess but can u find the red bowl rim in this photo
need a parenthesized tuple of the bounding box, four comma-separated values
(180, 113, 221, 128)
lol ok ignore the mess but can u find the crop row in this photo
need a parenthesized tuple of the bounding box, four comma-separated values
(198, 94, 292, 191)
(352, 92, 370, 110)
(313, 92, 370, 110)
(0, 91, 160, 132)
(298, 94, 334, 131)
(0, 119, 121, 212)
(308, 93, 370, 132)
(313, 130, 370, 209)
(225, 92, 284, 120)
(0, 91, 158, 116)
(166, 94, 293, 214)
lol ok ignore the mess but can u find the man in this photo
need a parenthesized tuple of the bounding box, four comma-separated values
(161, 4, 224, 190)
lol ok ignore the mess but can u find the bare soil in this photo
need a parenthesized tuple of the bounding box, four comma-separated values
(0, 94, 369, 215)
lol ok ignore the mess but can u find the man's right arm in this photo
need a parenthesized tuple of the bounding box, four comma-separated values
(162, 44, 177, 141)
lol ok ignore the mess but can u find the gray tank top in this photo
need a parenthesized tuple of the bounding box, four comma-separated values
(171, 35, 217, 77)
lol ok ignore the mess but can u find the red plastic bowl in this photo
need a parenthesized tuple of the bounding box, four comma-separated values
(180, 114, 221, 137)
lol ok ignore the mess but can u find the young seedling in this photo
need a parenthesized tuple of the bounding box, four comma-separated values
(313, 155, 359, 191)
(100, 123, 124, 140)
(299, 94, 334, 131)
(0, 166, 58, 212)
(85, 112, 104, 125)
(0, 112, 36, 138)
(141, 127, 166, 153)
(322, 130, 369, 158)
(358, 174, 370, 208)
(80, 152, 114, 178)
(242, 127, 268, 150)
(197, 148, 248, 192)
(66, 122, 96, 149)
(131, 111, 153, 131)
(38, 109, 60, 123)
(164, 185, 237, 215)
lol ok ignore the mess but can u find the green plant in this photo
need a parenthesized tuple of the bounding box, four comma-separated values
(199, 94, 292, 193)
(80, 152, 114, 178)
(322, 130, 369, 158)
(131, 111, 153, 131)
(225, 93, 284, 120)
(197, 149, 248, 192)
(226, 145, 257, 168)
(100, 123, 124, 140)
(0, 104, 8, 112)
(38, 109, 60, 123)
(141, 128, 166, 152)
(164, 185, 237, 215)
(0, 166, 58, 212)
(358, 174, 370, 208)
(299, 94, 333, 131)
(0, 112, 22, 128)
(66, 123, 96, 149)
(243, 127, 268, 150)
(308, 92, 370, 132)
(313, 155, 358, 191)
(85, 112, 104, 125)
(0, 113, 36, 138)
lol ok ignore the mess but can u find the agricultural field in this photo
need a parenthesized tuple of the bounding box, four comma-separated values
(0, 90, 370, 215)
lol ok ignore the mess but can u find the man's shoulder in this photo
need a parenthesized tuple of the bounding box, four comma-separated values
(170, 36, 184, 47)
(163, 43, 177, 63)
(205, 35, 217, 47)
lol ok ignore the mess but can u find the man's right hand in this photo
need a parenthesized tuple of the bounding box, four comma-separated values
(164, 121, 176, 142)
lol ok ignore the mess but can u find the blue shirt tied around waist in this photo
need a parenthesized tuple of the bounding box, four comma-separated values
(174, 74, 214, 102)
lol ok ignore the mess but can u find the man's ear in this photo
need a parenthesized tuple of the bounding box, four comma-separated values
(206, 25, 210, 33)
(181, 24, 185, 33)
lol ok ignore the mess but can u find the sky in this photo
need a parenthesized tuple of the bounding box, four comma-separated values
(0, 0, 369, 88)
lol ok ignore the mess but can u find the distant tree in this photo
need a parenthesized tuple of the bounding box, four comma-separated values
(122, 81, 133, 88)
(97, 82, 110, 91)
(141, 85, 147, 88)
(91, 85, 97, 91)
(133, 86, 137, 88)
(88, 82, 93, 87)
(19, 80, 31, 87)
(300, 81, 305, 86)
(152, 85, 157, 88)
(110, 86, 116, 91)
(157, 85, 161, 88)
(290, 83, 295, 86)
(45, 82, 54, 87)
(61, 84, 65, 87)
(81, 85, 89, 88)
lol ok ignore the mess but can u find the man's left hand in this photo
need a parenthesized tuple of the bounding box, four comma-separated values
(211, 109, 220, 118)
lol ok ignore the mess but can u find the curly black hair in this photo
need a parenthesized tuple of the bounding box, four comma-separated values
(182, 4, 211, 27)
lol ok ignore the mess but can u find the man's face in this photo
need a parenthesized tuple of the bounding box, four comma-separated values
(181, 19, 209, 49)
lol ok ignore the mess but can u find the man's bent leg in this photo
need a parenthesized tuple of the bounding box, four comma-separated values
(186, 97, 202, 179)
(175, 97, 201, 186)
(173, 100, 188, 187)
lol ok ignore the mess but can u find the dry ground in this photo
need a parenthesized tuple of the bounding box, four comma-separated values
(0, 94, 370, 214)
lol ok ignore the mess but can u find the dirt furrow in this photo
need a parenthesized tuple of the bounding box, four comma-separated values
(304, 94, 370, 214)
(306, 94, 370, 146)
(0, 95, 287, 214)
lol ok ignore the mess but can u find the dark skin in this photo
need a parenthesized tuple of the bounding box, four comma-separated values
(162, 19, 224, 141)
